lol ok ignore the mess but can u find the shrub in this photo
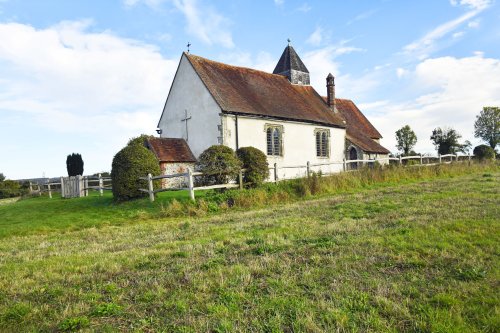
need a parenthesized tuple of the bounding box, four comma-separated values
(196, 145, 241, 185)
(0, 180, 26, 199)
(236, 147, 269, 187)
(473, 145, 495, 160)
(111, 143, 161, 201)
(66, 153, 84, 176)
(128, 134, 154, 147)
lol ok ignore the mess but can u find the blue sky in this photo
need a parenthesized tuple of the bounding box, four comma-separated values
(0, 0, 499, 179)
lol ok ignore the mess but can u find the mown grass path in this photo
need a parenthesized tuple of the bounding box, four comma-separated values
(0, 171, 498, 332)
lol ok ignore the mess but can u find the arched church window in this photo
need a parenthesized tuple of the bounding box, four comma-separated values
(315, 129, 330, 157)
(265, 125, 283, 156)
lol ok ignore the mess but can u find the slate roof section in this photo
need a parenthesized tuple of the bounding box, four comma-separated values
(272, 45, 310, 74)
(147, 138, 197, 163)
(332, 98, 390, 154)
(185, 53, 345, 128)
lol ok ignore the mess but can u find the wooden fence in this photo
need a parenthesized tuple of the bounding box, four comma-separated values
(139, 169, 245, 202)
(269, 153, 472, 182)
(33, 174, 112, 199)
(30, 153, 472, 201)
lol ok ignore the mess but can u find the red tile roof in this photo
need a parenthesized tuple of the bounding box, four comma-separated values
(147, 138, 197, 163)
(346, 131, 390, 154)
(186, 53, 346, 128)
(325, 97, 390, 154)
(334, 98, 382, 139)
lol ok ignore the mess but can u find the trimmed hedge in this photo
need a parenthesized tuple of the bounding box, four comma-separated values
(236, 146, 269, 187)
(197, 145, 241, 185)
(111, 144, 161, 201)
(473, 145, 495, 160)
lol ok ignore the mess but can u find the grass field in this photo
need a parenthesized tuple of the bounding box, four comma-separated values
(0, 166, 498, 332)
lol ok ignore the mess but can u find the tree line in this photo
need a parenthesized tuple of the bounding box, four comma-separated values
(395, 106, 499, 159)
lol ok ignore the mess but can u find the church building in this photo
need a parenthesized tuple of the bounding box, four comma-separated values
(155, 43, 389, 179)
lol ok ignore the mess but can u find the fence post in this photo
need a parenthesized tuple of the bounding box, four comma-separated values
(187, 168, 195, 201)
(438, 154, 442, 164)
(343, 158, 346, 172)
(420, 154, 423, 165)
(76, 175, 81, 197)
(147, 173, 155, 202)
(60, 177, 65, 198)
(84, 176, 89, 197)
(239, 169, 243, 190)
(455, 154, 459, 162)
(98, 173, 103, 196)
(399, 156, 402, 165)
(29, 181, 33, 194)
(274, 163, 278, 183)
(306, 161, 310, 178)
(47, 179, 52, 199)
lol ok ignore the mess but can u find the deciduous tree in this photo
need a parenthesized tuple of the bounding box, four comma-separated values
(395, 125, 417, 156)
(474, 106, 499, 149)
(430, 127, 466, 155)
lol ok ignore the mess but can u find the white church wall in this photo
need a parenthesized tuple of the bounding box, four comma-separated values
(158, 54, 221, 158)
(346, 142, 389, 168)
(224, 115, 346, 180)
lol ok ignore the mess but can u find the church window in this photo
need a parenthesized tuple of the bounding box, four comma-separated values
(265, 125, 283, 156)
(315, 129, 330, 157)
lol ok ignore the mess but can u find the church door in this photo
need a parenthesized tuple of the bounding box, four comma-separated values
(349, 147, 358, 170)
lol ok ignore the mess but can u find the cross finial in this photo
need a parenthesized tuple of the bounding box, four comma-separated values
(187, 42, 191, 54)
(287, 38, 291, 45)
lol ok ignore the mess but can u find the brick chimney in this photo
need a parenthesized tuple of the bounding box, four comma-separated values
(326, 73, 336, 111)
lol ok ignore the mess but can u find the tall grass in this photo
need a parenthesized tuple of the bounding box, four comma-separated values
(0, 169, 498, 332)
(160, 162, 498, 216)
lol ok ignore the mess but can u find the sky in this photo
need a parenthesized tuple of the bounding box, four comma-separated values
(0, 0, 499, 179)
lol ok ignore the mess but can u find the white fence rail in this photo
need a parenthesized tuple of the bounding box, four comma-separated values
(269, 153, 473, 182)
(140, 168, 245, 202)
(32, 174, 112, 199)
(31, 153, 473, 201)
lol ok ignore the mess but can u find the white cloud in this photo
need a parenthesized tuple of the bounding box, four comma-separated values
(468, 19, 480, 28)
(306, 27, 323, 46)
(347, 9, 377, 25)
(217, 50, 275, 73)
(296, 3, 311, 12)
(453, 31, 465, 38)
(302, 42, 370, 97)
(450, 0, 491, 10)
(123, 0, 164, 8)
(366, 54, 500, 154)
(403, 9, 482, 59)
(123, 0, 234, 48)
(0, 21, 179, 178)
(171, 0, 233, 48)
(396, 67, 409, 78)
(274, 0, 284, 6)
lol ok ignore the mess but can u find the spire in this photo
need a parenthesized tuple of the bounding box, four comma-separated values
(273, 42, 310, 85)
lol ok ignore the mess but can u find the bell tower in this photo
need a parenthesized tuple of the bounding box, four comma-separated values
(273, 39, 310, 85)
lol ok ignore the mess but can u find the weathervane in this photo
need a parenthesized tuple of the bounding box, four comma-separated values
(287, 38, 291, 46)
(186, 42, 191, 54)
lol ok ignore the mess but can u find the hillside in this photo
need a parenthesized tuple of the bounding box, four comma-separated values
(0, 169, 498, 332)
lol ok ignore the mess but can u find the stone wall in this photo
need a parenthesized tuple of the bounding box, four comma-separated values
(160, 162, 195, 189)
